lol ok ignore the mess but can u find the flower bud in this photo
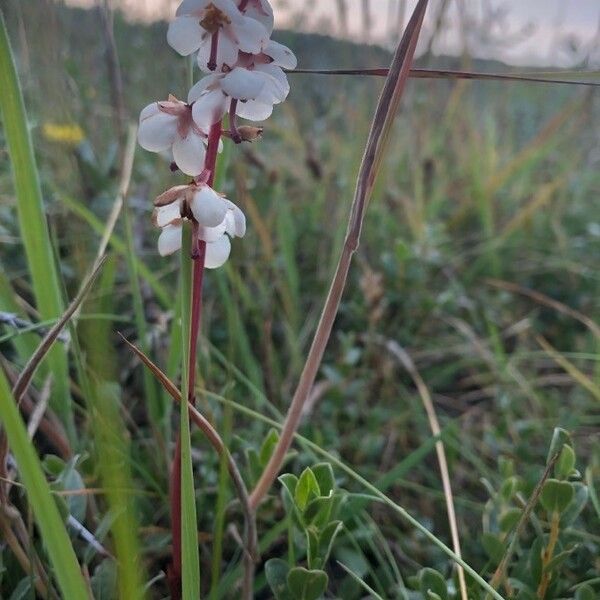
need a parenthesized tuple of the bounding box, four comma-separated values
(237, 126, 264, 142)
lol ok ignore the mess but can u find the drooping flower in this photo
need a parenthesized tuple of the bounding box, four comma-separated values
(168, 0, 269, 71)
(153, 183, 246, 268)
(138, 95, 209, 176)
(189, 39, 296, 126)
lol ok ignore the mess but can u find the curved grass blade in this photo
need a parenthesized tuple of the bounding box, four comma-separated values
(250, 0, 431, 511)
(0, 370, 89, 598)
(0, 10, 73, 439)
(291, 67, 600, 87)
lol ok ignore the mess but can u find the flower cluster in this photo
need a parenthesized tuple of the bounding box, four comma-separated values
(138, 0, 295, 267)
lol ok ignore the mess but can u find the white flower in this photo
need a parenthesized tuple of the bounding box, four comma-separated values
(153, 183, 246, 268)
(239, 0, 274, 33)
(138, 95, 209, 176)
(168, 0, 269, 71)
(189, 40, 296, 126)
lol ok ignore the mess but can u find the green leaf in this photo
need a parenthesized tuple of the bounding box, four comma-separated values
(481, 532, 505, 564)
(295, 468, 320, 511)
(528, 537, 545, 585)
(318, 521, 343, 568)
(259, 429, 280, 467)
(554, 444, 576, 479)
(499, 507, 521, 532)
(418, 568, 448, 600)
(543, 546, 576, 573)
(303, 495, 334, 529)
(561, 483, 589, 526)
(9, 578, 32, 600)
(500, 476, 519, 502)
(0, 368, 89, 598)
(279, 473, 299, 499)
(540, 479, 575, 514)
(575, 584, 596, 600)
(246, 447, 262, 483)
(90, 560, 117, 600)
(312, 463, 335, 496)
(0, 10, 72, 439)
(287, 567, 328, 600)
(306, 527, 320, 571)
(265, 558, 291, 600)
(547, 428, 571, 464)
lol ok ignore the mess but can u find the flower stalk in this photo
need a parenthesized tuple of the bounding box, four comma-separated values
(138, 1, 294, 594)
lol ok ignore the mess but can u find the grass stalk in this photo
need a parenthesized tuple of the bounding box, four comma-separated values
(249, 0, 430, 511)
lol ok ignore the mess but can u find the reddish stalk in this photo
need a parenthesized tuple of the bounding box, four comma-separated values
(168, 113, 223, 597)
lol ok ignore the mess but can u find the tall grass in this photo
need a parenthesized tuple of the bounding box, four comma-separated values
(0, 11, 73, 440)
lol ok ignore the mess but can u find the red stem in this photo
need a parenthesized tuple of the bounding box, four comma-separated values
(169, 117, 223, 599)
(207, 29, 220, 71)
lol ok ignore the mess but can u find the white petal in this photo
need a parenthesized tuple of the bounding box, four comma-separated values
(155, 201, 183, 227)
(190, 186, 228, 227)
(211, 0, 241, 16)
(216, 34, 241, 69)
(167, 16, 205, 56)
(235, 99, 273, 122)
(221, 67, 265, 100)
(204, 235, 231, 269)
(188, 74, 220, 103)
(172, 131, 207, 176)
(192, 89, 228, 129)
(138, 103, 178, 152)
(176, 0, 211, 17)
(198, 221, 226, 243)
(224, 201, 246, 237)
(228, 16, 269, 54)
(255, 64, 289, 102)
(264, 40, 297, 69)
(244, 0, 274, 32)
(158, 225, 182, 256)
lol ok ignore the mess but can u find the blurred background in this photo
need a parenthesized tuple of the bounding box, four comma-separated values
(1, 1, 599, 598)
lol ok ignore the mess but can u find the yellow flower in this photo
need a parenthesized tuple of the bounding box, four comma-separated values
(42, 123, 85, 145)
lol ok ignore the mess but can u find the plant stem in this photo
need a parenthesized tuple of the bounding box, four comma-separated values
(537, 510, 560, 599)
(169, 119, 223, 598)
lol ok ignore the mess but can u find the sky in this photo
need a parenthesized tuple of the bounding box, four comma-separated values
(65, 0, 600, 67)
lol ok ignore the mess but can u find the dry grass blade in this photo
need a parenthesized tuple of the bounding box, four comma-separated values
(291, 67, 600, 87)
(94, 125, 137, 265)
(249, 0, 430, 511)
(535, 336, 600, 402)
(486, 279, 600, 340)
(383, 339, 467, 600)
(12, 256, 107, 405)
(119, 334, 258, 596)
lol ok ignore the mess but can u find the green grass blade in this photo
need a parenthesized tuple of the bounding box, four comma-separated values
(0, 10, 73, 438)
(337, 561, 386, 600)
(180, 223, 200, 599)
(80, 257, 146, 599)
(0, 369, 89, 598)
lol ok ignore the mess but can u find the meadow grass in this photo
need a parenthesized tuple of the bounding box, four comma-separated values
(0, 2, 599, 599)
